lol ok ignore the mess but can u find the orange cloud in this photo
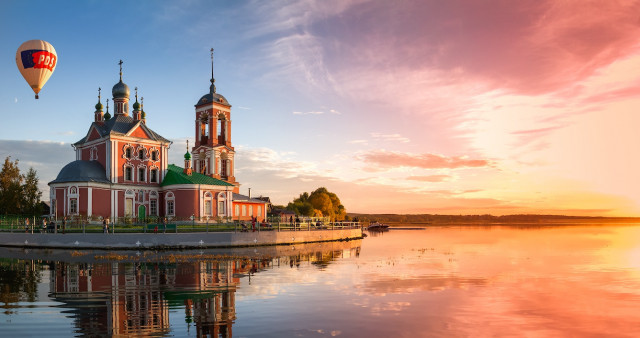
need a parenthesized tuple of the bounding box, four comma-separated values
(359, 150, 490, 169)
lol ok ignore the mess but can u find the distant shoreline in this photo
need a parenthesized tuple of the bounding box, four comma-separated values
(349, 213, 640, 226)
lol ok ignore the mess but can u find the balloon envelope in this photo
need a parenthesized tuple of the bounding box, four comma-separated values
(16, 40, 57, 99)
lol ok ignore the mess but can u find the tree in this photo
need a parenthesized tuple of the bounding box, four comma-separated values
(0, 157, 24, 215)
(285, 187, 347, 221)
(22, 168, 42, 216)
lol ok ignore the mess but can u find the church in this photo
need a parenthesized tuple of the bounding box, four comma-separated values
(48, 57, 268, 223)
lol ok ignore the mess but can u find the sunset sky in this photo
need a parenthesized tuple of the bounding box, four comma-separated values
(1, 0, 639, 216)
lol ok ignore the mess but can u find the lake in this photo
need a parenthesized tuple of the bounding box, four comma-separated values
(2, 224, 640, 337)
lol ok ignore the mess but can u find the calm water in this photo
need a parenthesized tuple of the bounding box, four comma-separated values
(2, 225, 640, 337)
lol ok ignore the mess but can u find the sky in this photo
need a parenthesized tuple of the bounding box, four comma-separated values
(1, 0, 640, 216)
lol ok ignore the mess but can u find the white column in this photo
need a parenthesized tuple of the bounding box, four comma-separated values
(87, 187, 93, 216)
(106, 141, 111, 179)
(210, 151, 216, 175)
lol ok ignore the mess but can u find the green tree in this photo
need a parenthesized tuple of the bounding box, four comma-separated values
(285, 187, 347, 220)
(0, 157, 24, 215)
(22, 168, 42, 216)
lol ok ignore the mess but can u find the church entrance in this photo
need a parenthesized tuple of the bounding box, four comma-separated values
(138, 205, 146, 222)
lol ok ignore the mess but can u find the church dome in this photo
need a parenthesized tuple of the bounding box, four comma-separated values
(195, 80, 230, 107)
(196, 92, 230, 106)
(50, 160, 110, 184)
(112, 80, 130, 99)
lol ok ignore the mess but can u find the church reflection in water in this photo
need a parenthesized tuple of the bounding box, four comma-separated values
(43, 244, 360, 337)
(49, 259, 255, 337)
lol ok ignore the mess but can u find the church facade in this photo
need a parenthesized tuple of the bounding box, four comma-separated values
(48, 60, 268, 223)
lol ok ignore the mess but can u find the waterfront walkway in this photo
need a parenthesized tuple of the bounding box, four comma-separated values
(0, 221, 363, 249)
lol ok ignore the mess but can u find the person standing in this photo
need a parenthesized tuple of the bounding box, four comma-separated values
(25, 218, 30, 233)
(42, 218, 47, 233)
(103, 218, 108, 234)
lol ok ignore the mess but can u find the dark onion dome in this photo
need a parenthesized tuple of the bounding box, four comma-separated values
(95, 101, 103, 111)
(104, 112, 111, 120)
(112, 79, 130, 99)
(49, 160, 110, 184)
(184, 151, 191, 160)
(132, 100, 140, 110)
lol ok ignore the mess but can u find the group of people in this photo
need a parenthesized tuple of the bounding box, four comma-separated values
(239, 217, 270, 232)
(24, 217, 67, 234)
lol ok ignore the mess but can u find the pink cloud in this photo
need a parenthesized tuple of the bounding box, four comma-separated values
(407, 175, 451, 182)
(359, 150, 490, 169)
(318, 0, 640, 95)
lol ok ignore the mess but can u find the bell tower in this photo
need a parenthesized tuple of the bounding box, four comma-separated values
(192, 49, 238, 193)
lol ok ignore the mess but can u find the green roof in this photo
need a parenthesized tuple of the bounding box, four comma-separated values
(161, 164, 234, 187)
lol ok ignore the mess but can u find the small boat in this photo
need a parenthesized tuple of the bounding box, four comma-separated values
(367, 222, 389, 231)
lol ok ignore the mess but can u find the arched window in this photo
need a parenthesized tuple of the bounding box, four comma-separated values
(124, 165, 133, 181)
(150, 167, 159, 183)
(68, 186, 78, 215)
(204, 192, 213, 216)
(149, 191, 158, 216)
(151, 149, 158, 161)
(166, 192, 175, 216)
(217, 193, 226, 216)
(124, 145, 133, 160)
(138, 165, 146, 182)
(217, 113, 226, 144)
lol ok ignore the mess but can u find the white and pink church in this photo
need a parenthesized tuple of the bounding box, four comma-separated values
(48, 59, 268, 222)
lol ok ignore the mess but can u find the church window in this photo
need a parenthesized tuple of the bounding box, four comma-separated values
(166, 192, 175, 216)
(69, 198, 78, 214)
(150, 199, 157, 216)
(167, 201, 175, 216)
(217, 193, 226, 216)
(204, 192, 213, 216)
(150, 168, 158, 183)
(125, 166, 133, 181)
(138, 167, 146, 182)
(151, 150, 158, 161)
(70, 187, 77, 194)
(235, 205, 239, 216)
(258, 206, 262, 218)
(138, 149, 145, 160)
(218, 200, 225, 215)
(125, 147, 132, 159)
(90, 147, 98, 161)
(205, 200, 212, 216)
(249, 205, 253, 217)
(242, 205, 246, 216)
(221, 159, 228, 177)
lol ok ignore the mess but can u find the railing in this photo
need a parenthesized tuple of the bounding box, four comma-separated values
(0, 217, 361, 234)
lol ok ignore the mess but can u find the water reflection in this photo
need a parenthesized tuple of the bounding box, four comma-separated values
(0, 240, 361, 337)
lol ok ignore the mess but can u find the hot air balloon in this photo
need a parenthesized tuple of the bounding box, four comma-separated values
(15, 40, 58, 99)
